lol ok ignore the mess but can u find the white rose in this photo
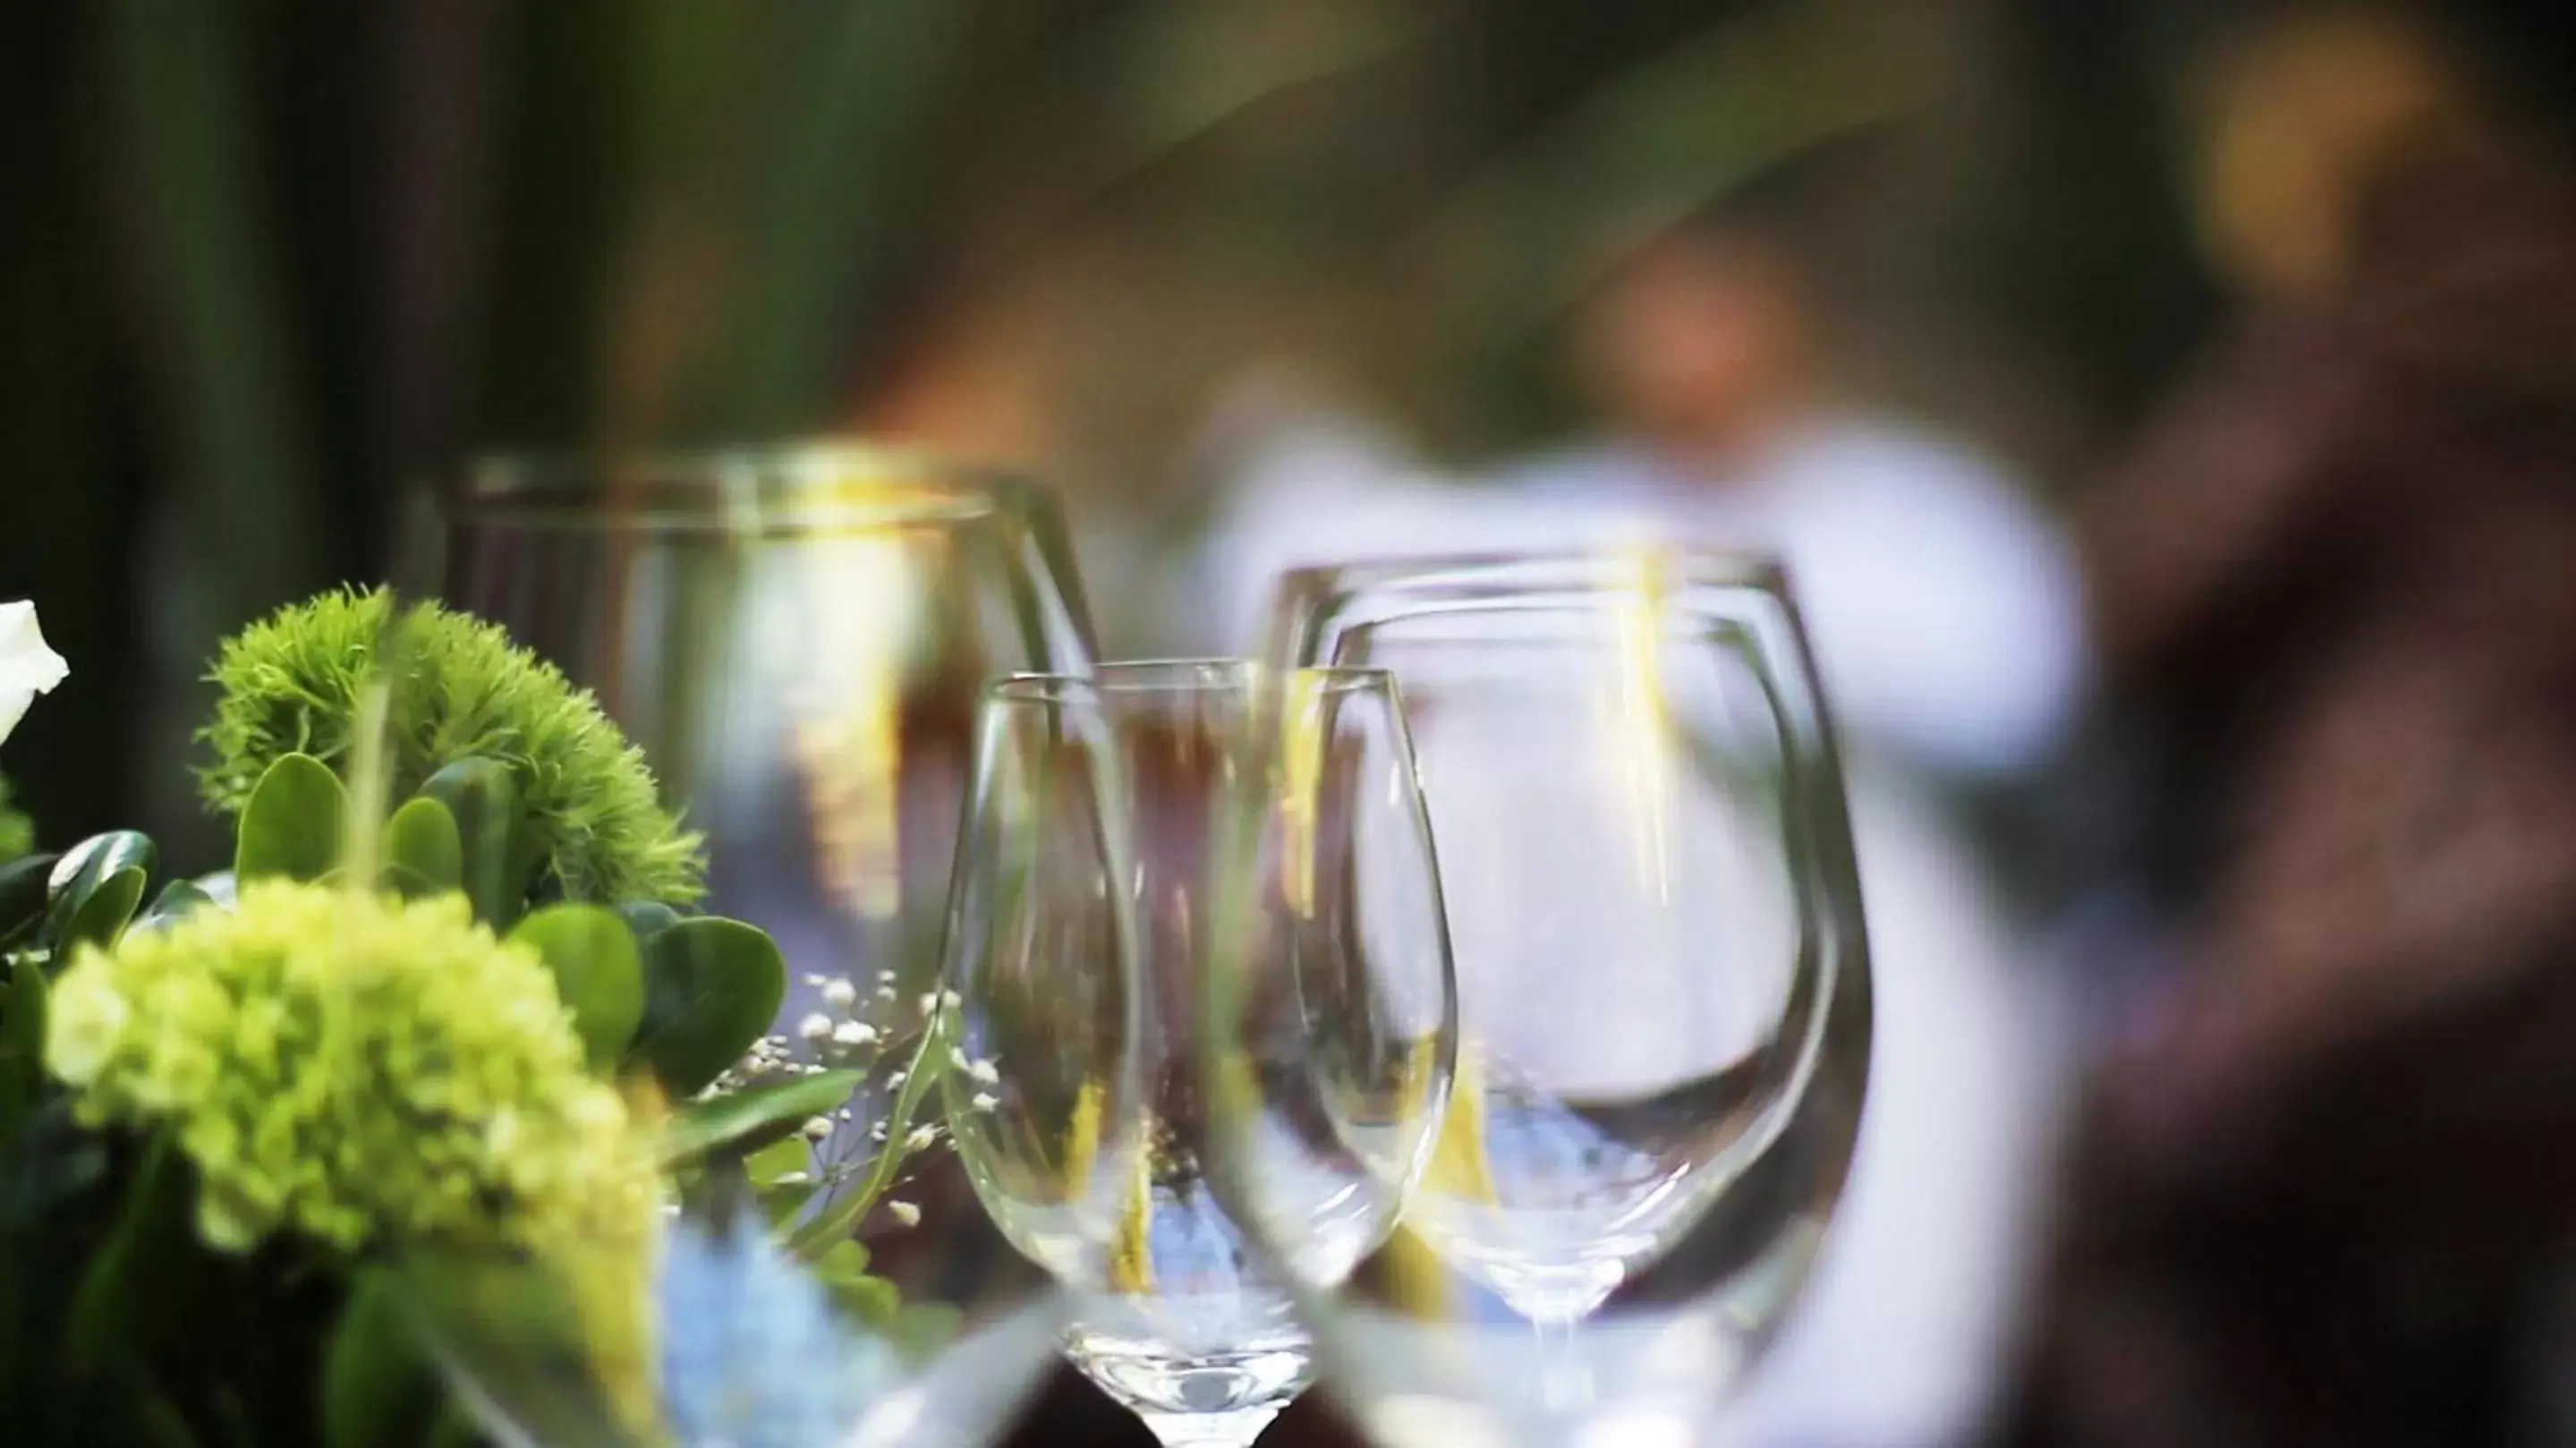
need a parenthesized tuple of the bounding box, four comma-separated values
(0, 601, 67, 746)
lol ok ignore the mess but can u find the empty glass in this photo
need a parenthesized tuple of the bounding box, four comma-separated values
(1225, 549, 1873, 1448)
(413, 447, 1109, 1447)
(948, 661, 1456, 1448)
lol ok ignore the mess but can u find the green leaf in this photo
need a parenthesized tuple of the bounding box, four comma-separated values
(41, 831, 157, 952)
(376, 863, 444, 903)
(663, 1069, 862, 1164)
(828, 1273, 900, 1331)
(66, 1133, 194, 1376)
(383, 796, 463, 893)
(418, 758, 531, 926)
(508, 906, 644, 1072)
(135, 878, 217, 933)
(611, 900, 682, 945)
(383, 1251, 639, 1448)
(814, 1238, 871, 1279)
(744, 1136, 811, 1188)
(628, 917, 785, 1098)
(49, 832, 156, 898)
(0, 851, 61, 946)
(234, 754, 346, 882)
(324, 1269, 439, 1448)
(62, 866, 147, 952)
(746, 1137, 816, 1231)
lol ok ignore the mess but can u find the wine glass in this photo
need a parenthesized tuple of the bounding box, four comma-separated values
(1222, 548, 1873, 1448)
(948, 661, 1457, 1448)
(411, 445, 1109, 1446)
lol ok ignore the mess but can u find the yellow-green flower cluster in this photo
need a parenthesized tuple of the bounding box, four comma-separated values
(45, 880, 652, 1259)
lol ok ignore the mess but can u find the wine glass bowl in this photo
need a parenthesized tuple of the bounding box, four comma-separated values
(447, 445, 1095, 1137)
(420, 446, 1109, 1448)
(946, 661, 1456, 1448)
(1229, 549, 1872, 1447)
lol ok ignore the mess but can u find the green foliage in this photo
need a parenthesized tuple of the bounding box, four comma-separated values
(58, 868, 146, 953)
(64, 1132, 192, 1376)
(383, 796, 463, 893)
(197, 587, 704, 910)
(665, 1069, 862, 1165)
(629, 917, 786, 1098)
(42, 832, 156, 946)
(234, 752, 347, 882)
(135, 878, 217, 934)
(508, 905, 644, 1073)
(0, 586, 917, 1446)
(322, 1271, 441, 1448)
(417, 757, 535, 925)
(812, 1239, 898, 1329)
(0, 833, 157, 971)
(0, 852, 57, 949)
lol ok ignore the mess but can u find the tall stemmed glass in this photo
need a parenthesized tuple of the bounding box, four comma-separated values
(948, 662, 1457, 1448)
(420, 446, 1108, 1446)
(1225, 549, 1873, 1448)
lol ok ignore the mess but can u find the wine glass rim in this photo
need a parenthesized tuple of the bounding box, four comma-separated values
(455, 439, 1049, 533)
(989, 660, 1398, 706)
(1275, 544, 1792, 599)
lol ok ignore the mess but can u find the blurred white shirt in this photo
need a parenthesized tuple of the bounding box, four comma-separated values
(1189, 401, 2086, 1444)
(1194, 413, 2087, 781)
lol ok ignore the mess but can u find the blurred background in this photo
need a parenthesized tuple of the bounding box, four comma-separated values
(5, 0, 2576, 1444)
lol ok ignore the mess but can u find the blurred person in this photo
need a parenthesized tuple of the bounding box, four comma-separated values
(1186, 209, 2087, 1447)
(1502, 217, 2088, 783)
(1193, 215, 2089, 786)
(2000, 5, 2576, 1446)
(1558, 220, 2083, 1448)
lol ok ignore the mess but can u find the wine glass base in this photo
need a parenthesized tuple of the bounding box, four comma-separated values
(1135, 1406, 1283, 1448)
(1067, 1330, 1309, 1446)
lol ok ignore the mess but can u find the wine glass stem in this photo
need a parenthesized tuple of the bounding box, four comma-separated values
(1535, 1311, 1594, 1413)
(1137, 1406, 1281, 1448)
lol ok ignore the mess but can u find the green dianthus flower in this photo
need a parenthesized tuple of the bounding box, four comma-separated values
(45, 881, 652, 1258)
(196, 586, 703, 907)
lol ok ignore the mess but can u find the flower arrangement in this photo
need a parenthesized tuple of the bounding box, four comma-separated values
(197, 588, 704, 909)
(0, 592, 937, 1447)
